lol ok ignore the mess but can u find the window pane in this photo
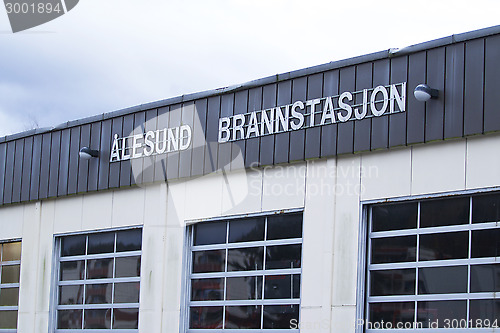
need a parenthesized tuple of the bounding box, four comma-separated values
(114, 282, 140, 303)
(369, 302, 414, 328)
(419, 231, 469, 261)
(0, 310, 17, 329)
(473, 193, 500, 223)
(194, 221, 227, 246)
(115, 256, 141, 278)
(87, 258, 113, 279)
(266, 244, 301, 269)
(417, 301, 466, 328)
(225, 305, 262, 329)
(191, 278, 224, 301)
(84, 309, 111, 329)
(267, 214, 303, 240)
(265, 275, 299, 299)
(227, 276, 262, 300)
(60, 260, 85, 281)
(189, 306, 223, 329)
(470, 264, 500, 292)
(61, 235, 86, 257)
(0, 287, 18, 306)
(192, 250, 225, 273)
(57, 309, 82, 329)
(371, 236, 416, 264)
(420, 197, 469, 227)
(85, 283, 112, 304)
(116, 229, 142, 252)
(472, 228, 500, 258)
(228, 218, 265, 243)
(2, 242, 21, 261)
(113, 308, 139, 329)
(227, 247, 263, 271)
(263, 304, 299, 329)
(1, 264, 20, 283)
(372, 202, 417, 232)
(418, 266, 468, 294)
(88, 232, 115, 254)
(370, 269, 415, 296)
(59, 285, 84, 305)
(469, 299, 500, 327)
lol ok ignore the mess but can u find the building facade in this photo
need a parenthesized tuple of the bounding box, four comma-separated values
(1, 25, 500, 332)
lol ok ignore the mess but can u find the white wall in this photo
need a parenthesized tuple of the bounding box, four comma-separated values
(1, 133, 499, 333)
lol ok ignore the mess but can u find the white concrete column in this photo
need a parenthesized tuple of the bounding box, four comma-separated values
(331, 155, 362, 333)
(139, 182, 169, 332)
(300, 159, 336, 333)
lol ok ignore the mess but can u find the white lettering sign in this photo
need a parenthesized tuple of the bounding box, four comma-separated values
(110, 124, 192, 162)
(218, 82, 406, 143)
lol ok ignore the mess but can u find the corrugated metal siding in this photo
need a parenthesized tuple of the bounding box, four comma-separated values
(1, 32, 500, 206)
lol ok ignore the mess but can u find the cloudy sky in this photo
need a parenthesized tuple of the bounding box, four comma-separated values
(0, 0, 498, 137)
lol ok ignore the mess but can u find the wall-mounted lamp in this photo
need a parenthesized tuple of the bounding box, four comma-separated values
(414, 84, 439, 102)
(79, 147, 99, 160)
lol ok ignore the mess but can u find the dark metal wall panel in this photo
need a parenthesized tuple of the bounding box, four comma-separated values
(305, 73, 323, 159)
(57, 129, 70, 196)
(88, 122, 101, 192)
(204, 97, 220, 174)
(78, 124, 91, 193)
(321, 70, 339, 157)
(48, 131, 61, 198)
(30, 135, 42, 201)
(231, 91, 247, 171)
(132, 111, 146, 185)
(484, 35, 500, 133)
(406, 52, 425, 144)
(260, 84, 277, 165)
(371, 60, 390, 149)
(11, 139, 24, 203)
(444, 43, 465, 138)
(390, 56, 409, 146)
(289, 78, 306, 161)
(218, 95, 233, 171)
(0, 143, 5, 204)
(192, 100, 207, 177)
(275, 80, 292, 164)
(180, 103, 195, 178)
(167, 104, 182, 179)
(67, 127, 80, 195)
(354, 63, 372, 152)
(464, 39, 485, 136)
(120, 114, 134, 187)
(98, 120, 112, 190)
(109, 117, 123, 188)
(425, 48, 445, 142)
(3, 141, 15, 204)
(21, 137, 33, 202)
(154, 107, 169, 182)
(245, 87, 262, 168)
(143, 109, 158, 183)
(337, 67, 356, 155)
(39, 133, 51, 199)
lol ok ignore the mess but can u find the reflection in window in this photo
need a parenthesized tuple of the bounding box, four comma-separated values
(0, 241, 21, 330)
(417, 301, 467, 328)
(55, 229, 141, 331)
(189, 212, 302, 330)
